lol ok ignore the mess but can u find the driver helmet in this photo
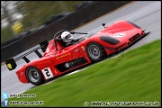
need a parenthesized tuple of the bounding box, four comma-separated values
(61, 31, 74, 42)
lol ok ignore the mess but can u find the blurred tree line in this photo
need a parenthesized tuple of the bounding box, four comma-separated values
(1, 1, 83, 44)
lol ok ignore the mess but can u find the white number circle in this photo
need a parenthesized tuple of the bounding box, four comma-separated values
(113, 33, 126, 37)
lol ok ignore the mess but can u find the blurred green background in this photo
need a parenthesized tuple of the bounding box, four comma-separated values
(1, 1, 85, 44)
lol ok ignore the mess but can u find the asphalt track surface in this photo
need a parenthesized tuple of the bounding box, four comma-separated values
(1, 1, 161, 98)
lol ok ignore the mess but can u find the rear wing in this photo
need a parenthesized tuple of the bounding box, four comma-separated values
(5, 40, 49, 71)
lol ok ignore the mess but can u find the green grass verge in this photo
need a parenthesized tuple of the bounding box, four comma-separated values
(6, 40, 161, 107)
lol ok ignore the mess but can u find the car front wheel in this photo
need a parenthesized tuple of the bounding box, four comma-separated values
(26, 66, 44, 85)
(86, 42, 106, 62)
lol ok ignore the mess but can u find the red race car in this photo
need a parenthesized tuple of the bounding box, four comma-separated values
(5, 20, 150, 85)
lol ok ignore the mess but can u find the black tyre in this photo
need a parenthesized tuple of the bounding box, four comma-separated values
(26, 66, 44, 85)
(86, 42, 106, 62)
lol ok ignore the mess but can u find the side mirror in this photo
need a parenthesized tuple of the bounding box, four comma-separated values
(102, 23, 106, 28)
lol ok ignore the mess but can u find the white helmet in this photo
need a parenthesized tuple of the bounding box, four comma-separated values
(61, 31, 74, 42)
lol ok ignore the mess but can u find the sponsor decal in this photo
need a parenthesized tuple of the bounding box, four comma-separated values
(74, 49, 79, 52)
(81, 46, 85, 51)
(56, 53, 71, 59)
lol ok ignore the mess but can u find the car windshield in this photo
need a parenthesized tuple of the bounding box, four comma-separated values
(76, 31, 99, 39)
(54, 25, 104, 40)
(76, 25, 104, 39)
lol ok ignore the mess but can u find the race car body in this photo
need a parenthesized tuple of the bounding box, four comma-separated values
(5, 20, 150, 85)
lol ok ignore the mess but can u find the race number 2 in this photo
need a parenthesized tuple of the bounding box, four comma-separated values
(113, 33, 126, 37)
(42, 67, 53, 79)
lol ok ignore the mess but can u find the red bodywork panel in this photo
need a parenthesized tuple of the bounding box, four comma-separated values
(16, 20, 145, 83)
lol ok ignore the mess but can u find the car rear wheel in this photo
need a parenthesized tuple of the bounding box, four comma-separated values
(86, 42, 106, 62)
(26, 66, 44, 85)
